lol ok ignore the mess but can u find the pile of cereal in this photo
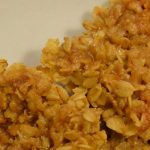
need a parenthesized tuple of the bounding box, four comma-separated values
(1, 0, 150, 149)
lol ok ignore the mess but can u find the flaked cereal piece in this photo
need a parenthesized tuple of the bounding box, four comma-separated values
(8, 124, 20, 136)
(83, 110, 97, 123)
(112, 80, 135, 97)
(83, 77, 98, 89)
(27, 90, 45, 112)
(130, 112, 141, 127)
(68, 88, 89, 109)
(83, 70, 99, 77)
(40, 136, 50, 149)
(140, 127, 150, 141)
(0, 93, 7, 110)
(106, 115, 126, 134)
(0, 59, 8, 74)
(62, 37, 72, 53)
(46, 84, 69, 105)
(56, 84, 69, 102)
(106, 115, 138, 136)
(64, 130, 80, 141)
(36, 114, 47, 129)
(102, 108, 115, 121)
(89, 131, 107, 149)
(41, 39, 60, 68)
(128, 1, 143, 13)
(44, 104, 60, 119)
(19, 124, 41, 137)
(4, 109, 17, 122)
(125, 123, 138, 137)
(56, 146, 72, 150)
(0, 130, 9, 145)
(87, 84, 102, 107)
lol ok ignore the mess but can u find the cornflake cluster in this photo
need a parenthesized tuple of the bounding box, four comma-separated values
(1, 0, 150, 149)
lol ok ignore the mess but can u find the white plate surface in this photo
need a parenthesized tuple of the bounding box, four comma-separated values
(0, 0, 107, 66)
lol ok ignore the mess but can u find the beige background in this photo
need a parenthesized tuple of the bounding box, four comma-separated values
(0, 0, 107, 66)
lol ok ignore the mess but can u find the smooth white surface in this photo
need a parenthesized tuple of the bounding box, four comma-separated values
(0, 0, 106, 66)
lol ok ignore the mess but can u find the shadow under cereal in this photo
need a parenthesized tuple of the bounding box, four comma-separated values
(23, 50, 41, 66)
(65, 11, 93, 37)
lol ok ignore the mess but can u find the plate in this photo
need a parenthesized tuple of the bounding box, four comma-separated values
(0, 0, 107, 66)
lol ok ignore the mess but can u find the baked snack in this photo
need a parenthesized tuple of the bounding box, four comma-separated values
(1, 0, 150, 149)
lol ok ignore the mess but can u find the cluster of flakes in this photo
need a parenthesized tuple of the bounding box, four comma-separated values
(1, 0, 150, 150)
(0, 61, 106, 150)
(41, 0, 150, 149)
